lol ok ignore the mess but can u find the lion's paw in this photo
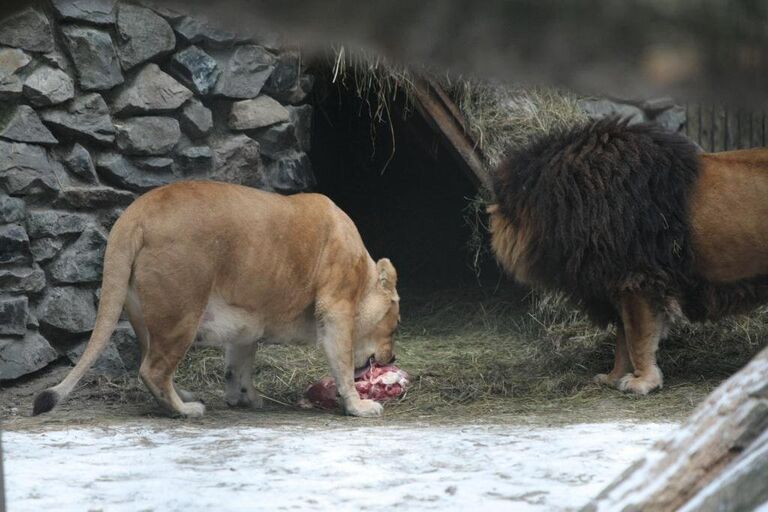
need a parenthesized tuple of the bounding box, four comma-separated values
(593, 373, 626, 387)
(617, 374, 662, 395)
(345, 399, 383, 418)
(179, 401, 206, 418)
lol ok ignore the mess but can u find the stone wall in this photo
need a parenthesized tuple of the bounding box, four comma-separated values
(0, 0, 315, 381)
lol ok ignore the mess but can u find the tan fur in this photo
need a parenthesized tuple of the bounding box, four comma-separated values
(690, 149, 768, 282)
(487, 205, 533, 284)
(490, 148, 768, 395)
(37, 181, 400, 418)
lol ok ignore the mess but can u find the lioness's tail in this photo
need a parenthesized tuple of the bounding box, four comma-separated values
(33, 214, 142, 415)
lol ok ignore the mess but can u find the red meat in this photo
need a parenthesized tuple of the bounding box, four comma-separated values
(300, 363, 409, 410)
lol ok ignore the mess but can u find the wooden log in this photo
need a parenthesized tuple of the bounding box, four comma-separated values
(712, 105, 726, 152)
(699, 104, 714, 152)
(687, 104, 701, 148)
(725, 108, 739, 151)
(739, 111, 752, 149)
(752, 112, 765, 148)
(0, 431, 4, 512)
(411, 78, 493, 192)
(583, 345, 768, 512)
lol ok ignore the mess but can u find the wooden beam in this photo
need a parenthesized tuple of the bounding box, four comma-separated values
(411, 78, 493, 192)
(583, 345, 768, 512)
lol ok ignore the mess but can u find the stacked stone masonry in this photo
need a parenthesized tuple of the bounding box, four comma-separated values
(0, 0, 315, 380)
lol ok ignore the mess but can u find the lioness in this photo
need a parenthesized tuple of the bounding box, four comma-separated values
(489, 118, 768, 395)
(34, 181, 400, 418)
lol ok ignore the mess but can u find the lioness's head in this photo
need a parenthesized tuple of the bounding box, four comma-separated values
(356, 258, 400, 369)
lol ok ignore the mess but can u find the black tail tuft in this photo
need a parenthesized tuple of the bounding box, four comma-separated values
(32, 389, 59, 416)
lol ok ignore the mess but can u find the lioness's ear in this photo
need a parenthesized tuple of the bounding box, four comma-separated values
(486, 204, 499, 215)
(377, 258, 397, 295)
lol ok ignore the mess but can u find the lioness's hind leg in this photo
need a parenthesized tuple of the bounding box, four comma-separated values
(617, 294, 664, 395)
(594, 324, 633, 387)
(224, 340, 262, 408)
(139, 327, 205, 418)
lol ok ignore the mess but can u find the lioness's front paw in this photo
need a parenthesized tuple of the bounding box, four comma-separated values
(617, 374, 662, 395)
(345, 399, 383, 417)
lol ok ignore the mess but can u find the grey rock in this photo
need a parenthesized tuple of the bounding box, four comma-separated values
(264, 52, 299, 95)
(51, 0, 117, 25)
(40, 47, 72, 73)
(178, 145, 213, 175)
(0, 332, 58, 380)
(0, 194, 25, 223)
(287, 104, 313, 152)
(655, 105, 686, 133)
(266, 151, 316, 194)
(135, 156, 174, 173)
(0, 8, 54, 53)
(138, 2, 185, 24)
(641, 97, 676, 114)
(173, 16, 238, 49)
(55, 186, 136, 209)
(169, 45, 219, 95)
(0, 265, 45, 293)
(579, 98, 646, 125)
(49, 226, 107, 284)
(0, 224, 30, 264)
(26, 309, 38, 329)
(210, 133, 263, 186)
(96, 152, 173, 191)
(0, 47, 31, 81)
(26, 210, 92, 238)
(23, 65, 75, 107)
(61, 25, 124, 91)
(111, 63, 193, 115)
(0, 295, 28, 336)
(37, 286, 96, 333)
(0, 140, 60, 195)
(111, 322, 139, 372)
(0, 105, 58, 145)
(40, 93, 115, 144)
(250, 122, 297, 158)
(0, 75, 22, 101)
(66, 338, 126, 376)
(272, 74, 314, 105)
(229, 96, 289, 130)
(62, 143, 98, 183)
(115, 4, 176, 70)
(30, 237, 65, 263)
(179, 99, 213, 138)
(115, 116, 180, 155)
(214, 45, 275, 99)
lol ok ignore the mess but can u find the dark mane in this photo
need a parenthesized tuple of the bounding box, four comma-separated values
(492, 118, 700, 325)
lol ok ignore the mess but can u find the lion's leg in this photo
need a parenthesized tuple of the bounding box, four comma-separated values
(127, 287, 199, 404)
(617, 294, 664, 395)
(594, 323, 633, 387)
(319, 307, 382, 417)
(223, 339, 263, 408)
(139, 328, 204, 418)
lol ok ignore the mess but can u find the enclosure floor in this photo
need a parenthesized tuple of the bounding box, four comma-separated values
(4, 421, 674, 512)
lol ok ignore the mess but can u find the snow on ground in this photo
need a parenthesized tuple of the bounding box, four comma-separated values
(3, 422, 675, 512)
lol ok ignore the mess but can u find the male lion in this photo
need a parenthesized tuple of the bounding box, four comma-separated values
(489, 118, 768, 395)
(33, 181, 400, 417)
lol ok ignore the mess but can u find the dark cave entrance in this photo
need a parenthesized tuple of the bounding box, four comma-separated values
(309, 75, 503, 291)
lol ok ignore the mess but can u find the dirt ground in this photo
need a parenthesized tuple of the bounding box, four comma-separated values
(3, 287, 763, 431)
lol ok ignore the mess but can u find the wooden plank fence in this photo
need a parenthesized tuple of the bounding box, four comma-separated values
(685, 105, 767, 151)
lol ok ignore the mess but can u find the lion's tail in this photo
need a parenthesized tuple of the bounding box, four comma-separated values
(33, 214, 142, 416)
